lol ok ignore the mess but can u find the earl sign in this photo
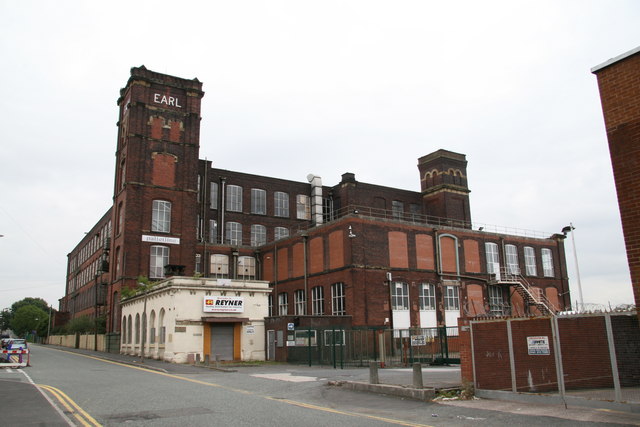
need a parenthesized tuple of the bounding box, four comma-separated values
(153, 93, 182, 108)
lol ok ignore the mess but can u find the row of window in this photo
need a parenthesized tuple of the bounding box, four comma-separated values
(69, 221, 112, 272)
(485, 243, 554, 277)
(200, 181, 312, 219)
(69, 258, 101, 293)
(121, 310, 166, 345)
(269, 283, 346, 316)
(197, 220, 290, 246)
(391, 282, 461, 311)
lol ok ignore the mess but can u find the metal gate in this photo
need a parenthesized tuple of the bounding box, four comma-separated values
(286, 327, 459, 367)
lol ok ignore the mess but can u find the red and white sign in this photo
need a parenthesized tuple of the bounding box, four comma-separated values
(203, 296, 244, 313)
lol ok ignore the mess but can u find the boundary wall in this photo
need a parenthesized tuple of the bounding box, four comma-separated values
(459, 311, 639, 404)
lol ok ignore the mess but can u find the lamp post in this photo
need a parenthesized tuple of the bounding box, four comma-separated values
(562, 223, 584, 312)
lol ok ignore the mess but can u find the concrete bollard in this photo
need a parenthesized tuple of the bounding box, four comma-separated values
(369, 361, 379, 384)
(413, 363, 423, 389)
(215, 354, 221, 369)
(204, 354, 210, 366)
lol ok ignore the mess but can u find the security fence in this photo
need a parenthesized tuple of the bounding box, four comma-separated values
(464, 311, 640, 405)
(286, 326, 460, 367)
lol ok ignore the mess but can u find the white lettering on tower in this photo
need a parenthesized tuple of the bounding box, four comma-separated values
(153, 93, 182, 108)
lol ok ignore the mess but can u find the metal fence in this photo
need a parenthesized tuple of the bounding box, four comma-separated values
(286, 326, 460, 368)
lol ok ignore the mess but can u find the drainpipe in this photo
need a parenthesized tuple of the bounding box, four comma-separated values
(220, 177, 226, 245)
(302, 234, 308, 314)
(202, 160, 208, 275)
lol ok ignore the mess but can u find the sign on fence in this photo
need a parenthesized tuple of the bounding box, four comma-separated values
(527, 336, 550, 355)
(411, 335, 426, 346)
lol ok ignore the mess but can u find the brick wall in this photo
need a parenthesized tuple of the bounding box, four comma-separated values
(462, 313, 639, 392)
(593, 50, 640, 311)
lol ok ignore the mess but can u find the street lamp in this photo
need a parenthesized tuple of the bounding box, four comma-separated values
(562, 223, 584, 312)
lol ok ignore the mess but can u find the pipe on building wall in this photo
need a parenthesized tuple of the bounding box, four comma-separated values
(302, 234, 308, 315)
(307, 174, 324, 225)
(220, 177, 226, 245)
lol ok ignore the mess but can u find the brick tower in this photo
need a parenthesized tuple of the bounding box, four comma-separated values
(417, 149, 472, 226)
(592, 47, 640, 313)
(107, 66, 205, 331)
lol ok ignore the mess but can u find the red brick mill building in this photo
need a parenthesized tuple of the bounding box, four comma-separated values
(60, 66, 572, 360)
(592, 46, 640, 315)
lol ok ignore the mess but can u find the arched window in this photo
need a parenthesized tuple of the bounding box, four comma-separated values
(149, 310, 156, 344)
(251, 224, 267, 246)
(135, 313, 140, 344)
(237, 256, 256, 280)
(121, 315, 127, 344)
(505, 244, 520, 274)
(391, 282, 409, 310)
(127, 315, 133, 344)
(225, 222, 242, 245)
(158, 309, 166, 345)
(211, 254, 229, 278)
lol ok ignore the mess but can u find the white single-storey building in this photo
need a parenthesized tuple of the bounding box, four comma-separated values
(120, 277, 271, 363)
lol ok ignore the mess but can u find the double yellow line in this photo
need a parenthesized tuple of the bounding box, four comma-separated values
(38, 384, 102, 427)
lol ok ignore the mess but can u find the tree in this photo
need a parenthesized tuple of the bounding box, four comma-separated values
(11, 297, 49, 315)
(10, 305, 48, 337)
(0, 309, 11, 332)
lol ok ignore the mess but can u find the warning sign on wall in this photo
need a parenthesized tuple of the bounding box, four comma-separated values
(527, 336, 550, 355)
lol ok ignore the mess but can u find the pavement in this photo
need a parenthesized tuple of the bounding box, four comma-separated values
(27, 344, 640, 426)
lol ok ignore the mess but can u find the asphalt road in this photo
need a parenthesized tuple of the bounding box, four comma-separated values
(1, 344, 638, 426)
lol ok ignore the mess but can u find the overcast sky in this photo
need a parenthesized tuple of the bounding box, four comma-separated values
(1, 1, 638, 311)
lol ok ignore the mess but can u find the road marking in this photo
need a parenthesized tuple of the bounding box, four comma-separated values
(265, 397, 434, 427)
(52, 348, 431, 427)
(17, 369, 76, 427)
(38, 384, 102, 427)
(251, 373, 318, 382)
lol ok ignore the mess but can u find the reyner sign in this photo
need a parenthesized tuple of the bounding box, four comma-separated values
(203, 296, 244, 313)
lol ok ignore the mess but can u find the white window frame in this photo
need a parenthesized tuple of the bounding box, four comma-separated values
(311, 286, 324, 315)
(542, 248, 554, 277)
(331, 283, 345, 315)
(226, 185, 242, 212)
(150, 245, 169, 278)
(296, 194, 311, 220)
(505, 244, 520, 274)
(210, 182, 218, 209)
(237, 256, 256, 280)
(392, 200, 404, 220)
(294, 289, 306, 315)
(251, 188, 266, 215)
(251, 224, 267, 246)
(275, 227, 289, 241)
(152, 200, 171, 233)
(419, 283, 436, 310)
(225, 222, 242, 245)
(485, 242, 499, 274)
(391, 282, 409, 310)
(488, 285, 504, 315)
(210, 254, 229, 278)
(443, 285, 460, 310)
(274, 191, 289, 217)
(278, 292, 288, 315)
(195, 254, 201, 274)
(209, 219, 217, 244)
(524, 246, 537, 276)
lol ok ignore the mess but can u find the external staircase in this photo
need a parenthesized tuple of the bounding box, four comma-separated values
(490, 267, 558, 316)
